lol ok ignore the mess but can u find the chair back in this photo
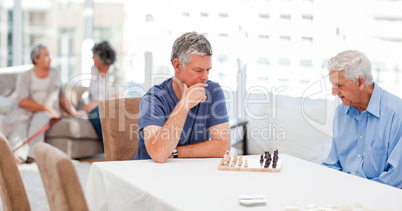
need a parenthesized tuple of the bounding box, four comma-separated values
(33, 143, 88, 211)
(99, 98, 141, 161)
(0, 133, 31, 211)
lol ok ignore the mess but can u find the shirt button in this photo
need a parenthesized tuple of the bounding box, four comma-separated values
(367, 114, 369, 117)
(358, 154, 361, 158)
(360, 136, 363, 139)
(351, 172, 355, 175)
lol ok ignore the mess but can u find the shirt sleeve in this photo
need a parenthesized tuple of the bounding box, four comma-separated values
(138, 93, 168, 131)
(322, 140, 342, 171)
(113, 66, 125, 88)
(15, 71, 31, 103)
(371, 112, 402, 188)
(88, 66, 98, 102)
(208, 83, 229, 128)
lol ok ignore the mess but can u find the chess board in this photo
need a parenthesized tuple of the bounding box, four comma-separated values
(217, 156, 282, 172)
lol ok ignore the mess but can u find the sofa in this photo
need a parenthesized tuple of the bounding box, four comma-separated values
(243, 89, 340, 164)
(0, 67, 103, 159)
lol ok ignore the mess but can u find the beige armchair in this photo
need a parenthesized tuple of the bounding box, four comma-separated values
(34, 143, 88, 211)
(99, 98, 141, 161)
(0, 133, 31, 211)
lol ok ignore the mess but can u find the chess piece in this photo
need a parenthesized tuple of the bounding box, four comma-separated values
(260, 154, 264, 166)
(244, 159, 248, 168)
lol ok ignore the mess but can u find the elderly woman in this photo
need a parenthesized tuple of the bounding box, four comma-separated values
(2, 44, 79, 164)
(83, 41, 125, 146)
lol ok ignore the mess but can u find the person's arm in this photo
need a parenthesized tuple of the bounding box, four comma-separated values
(177, 122, 230, 158)
(371, 114, 402, 188)
(144, 82, 208, 163)
(144, 121, 230, 162)
(18, 98, 58, 118)
(321, 140, 342, 171)
(83, 101, 99, 114)
(59, 96, 81, 117)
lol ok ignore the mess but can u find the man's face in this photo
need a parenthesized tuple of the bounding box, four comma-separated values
(329, 70, 361, 107)
(177, 54, 211, 87)
(35, 48, 51, 69)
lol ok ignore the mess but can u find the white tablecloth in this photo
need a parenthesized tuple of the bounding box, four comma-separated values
(85, 154, 402, 210)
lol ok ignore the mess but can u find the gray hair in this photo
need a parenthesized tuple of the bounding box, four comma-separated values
(170, 32, 212, 67)
(327, 50, 374, 86)
(92, 41, 116, 66)
(30, 44, 47, 65)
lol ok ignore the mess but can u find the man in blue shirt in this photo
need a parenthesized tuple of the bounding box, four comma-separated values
(134, 32, 230, 163)
(323, 50, 402, 188)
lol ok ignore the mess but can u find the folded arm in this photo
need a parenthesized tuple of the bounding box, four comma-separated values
(19, 98, 59, 118)
(176, 122, 230, 158)
(144, 100, 189, 163)
(145, 82, 216, 163)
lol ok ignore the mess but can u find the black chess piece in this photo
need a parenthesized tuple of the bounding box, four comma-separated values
(260, 154, 264, 165)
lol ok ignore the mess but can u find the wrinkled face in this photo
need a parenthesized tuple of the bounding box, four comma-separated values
(329, 70, 361, 107)
(35, 48, 51, 69)
(176, 54, 211, 87)
(92, 54, 104, 68)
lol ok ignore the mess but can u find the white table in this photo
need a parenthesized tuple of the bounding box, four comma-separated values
(85, 154, 402, 210)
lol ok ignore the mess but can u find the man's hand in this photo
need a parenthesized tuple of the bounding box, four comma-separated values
(181, 83, 208, 110)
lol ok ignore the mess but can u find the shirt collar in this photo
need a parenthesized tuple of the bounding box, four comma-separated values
(345, 83, 381, 118)
(366, 83, 381, 118)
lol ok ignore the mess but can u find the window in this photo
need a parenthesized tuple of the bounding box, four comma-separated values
(259, 13, 269, 20)
(301, 14, 313, 22)
(299, 59, 313, 67)
(200, 12, 208, 17)
(219, 12, 228, 18)
(301, 36, 313, 43)
(259, 35, 269, 40)
(278, 58, 291, 66)
(280, 14, 291, 21)
(145, 14, 153, 22)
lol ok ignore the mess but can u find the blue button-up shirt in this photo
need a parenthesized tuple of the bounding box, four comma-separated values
(323, 83, 402, 188)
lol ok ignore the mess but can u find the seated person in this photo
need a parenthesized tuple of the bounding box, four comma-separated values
(134, 32, 230, 163)
(83, 41, 125, 146)
(323, 50, 402, 188)
(2, 44, 80, 164)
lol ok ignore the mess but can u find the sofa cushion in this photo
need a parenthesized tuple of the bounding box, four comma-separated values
(0, 74, 18, 97)
(60, 85, 87, 117)
(0, 96, 13, 115)
(46, 117, 98, 139)
(45, 138, 103, 159)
